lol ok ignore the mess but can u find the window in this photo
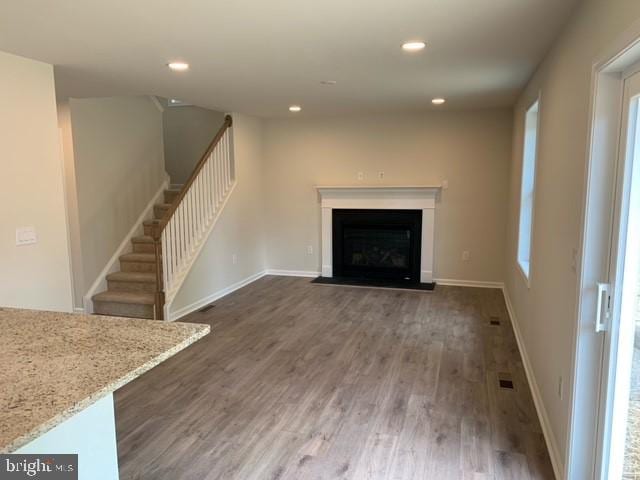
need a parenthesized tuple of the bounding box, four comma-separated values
(517, 99, 540, 281)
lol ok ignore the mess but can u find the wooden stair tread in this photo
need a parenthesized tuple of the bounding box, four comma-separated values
(143, 220, 161, 226)
(156, 203, 172, 209)
(106, 271, 156, 283)
(92, 291, 155, 305)
(120, 253, 157, 263)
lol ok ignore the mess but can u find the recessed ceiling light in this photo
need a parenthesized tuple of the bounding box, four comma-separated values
(320, 80, 337, 85)
(167, 98, 191, 107)
(167, 62, 189, 71)
(402, 41, 426, 52)
(289, 105, 302, 112)
(432, 98, 446, 105)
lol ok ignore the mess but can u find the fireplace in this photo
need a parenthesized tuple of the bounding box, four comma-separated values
(332, 209, 422, 283)
(316, 185, 441, 285)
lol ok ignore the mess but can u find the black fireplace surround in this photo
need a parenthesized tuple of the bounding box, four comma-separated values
(332, 209, 422, 283)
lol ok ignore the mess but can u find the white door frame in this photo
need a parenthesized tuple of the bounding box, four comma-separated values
(599, 69, 640, 480)
(596, 68, 640, 480)
(569, 23, 640, 480)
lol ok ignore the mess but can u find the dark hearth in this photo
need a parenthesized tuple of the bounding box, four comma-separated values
(332, 209, 422, 283)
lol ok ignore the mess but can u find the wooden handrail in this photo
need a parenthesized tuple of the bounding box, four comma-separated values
(156, 114, 233, 237)
(152, 114, 233, 320)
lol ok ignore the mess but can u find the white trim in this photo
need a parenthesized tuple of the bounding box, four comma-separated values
(169, 270, 267, 320)
(502, 287, 563, 480)
(516, 261, 532, 289)
(265, 269, 321, 278)
(315, 185, 443, 190)
(149, 95, 165, 112)
(73, 307, 85, 314)
(421, 270, 434, 283)
(434, 278, 504, 289)
(83, 177, 169, 313)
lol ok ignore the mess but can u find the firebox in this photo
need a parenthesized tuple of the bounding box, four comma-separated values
(332, 209, 422, 283)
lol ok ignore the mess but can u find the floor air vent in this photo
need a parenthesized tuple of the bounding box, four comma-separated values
(499, 379, 514, 390)
(199, 304, 216, 313)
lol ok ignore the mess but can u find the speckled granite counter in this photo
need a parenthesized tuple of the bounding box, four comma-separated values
(0, 307, 209, 453)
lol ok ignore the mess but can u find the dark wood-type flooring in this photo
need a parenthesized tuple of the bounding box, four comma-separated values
(115, 275, 554, 479)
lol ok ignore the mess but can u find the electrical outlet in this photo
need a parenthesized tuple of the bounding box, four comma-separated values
(307, 245, 313, 255)
(357, 171, 364, 181)
(442, 179, 449, 189)
(232, 253, 237, 265)
(462, 250, 470, 261)
(378, 171, 385, 180)
(558, 376, 563, 400)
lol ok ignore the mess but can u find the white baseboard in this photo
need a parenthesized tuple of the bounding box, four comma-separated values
(83, 177, 169, 313)
(502, 286, 563, 480)
(169, 270, 267, 321)
(434, 278, 504, 289)
(265, 269, 321, 278)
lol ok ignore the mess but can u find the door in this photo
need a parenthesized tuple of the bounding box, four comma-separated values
(598, 70, 640, 480)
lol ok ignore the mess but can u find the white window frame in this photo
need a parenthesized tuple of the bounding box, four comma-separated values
(516, 96, 541, 286)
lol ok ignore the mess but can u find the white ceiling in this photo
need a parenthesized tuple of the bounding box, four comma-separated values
(0, 0, 580, 117)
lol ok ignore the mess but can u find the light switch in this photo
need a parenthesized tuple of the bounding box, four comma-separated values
(16, 226, 37, 246)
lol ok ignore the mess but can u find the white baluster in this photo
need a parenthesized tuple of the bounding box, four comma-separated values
(225, 130, 231, 189)
(159, 123, 235, 306)
(203, 155, 211, 223)
(198, 172, 205, 235)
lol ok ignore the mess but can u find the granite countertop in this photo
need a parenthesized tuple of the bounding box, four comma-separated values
(0, 307, 209, 453)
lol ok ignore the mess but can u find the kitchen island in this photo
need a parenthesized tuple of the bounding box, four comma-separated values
(0, 307, 209, 479)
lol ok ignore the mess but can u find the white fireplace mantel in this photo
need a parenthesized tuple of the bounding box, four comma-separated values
(316, 185, 441, 283)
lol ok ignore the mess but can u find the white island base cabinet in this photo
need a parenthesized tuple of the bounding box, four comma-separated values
(16, 394, 119, 480)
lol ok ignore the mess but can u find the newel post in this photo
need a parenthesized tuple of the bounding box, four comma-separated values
(152, 230, 165, 320)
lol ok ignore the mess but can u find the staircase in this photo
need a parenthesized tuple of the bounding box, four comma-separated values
(91, 115, 235, 320)
(91, 189, 180, 319)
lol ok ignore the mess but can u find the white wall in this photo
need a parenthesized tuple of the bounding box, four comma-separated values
(504, 0, 640, 471)
(68, 96, 165, 300)
(262, 110, 513, 283)
(170, 113, 267, 317)
(0, 51, 74, 312)
(160, 100, 226, 184)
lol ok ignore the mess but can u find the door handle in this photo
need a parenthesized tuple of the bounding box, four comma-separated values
(596, 282, 610, 333)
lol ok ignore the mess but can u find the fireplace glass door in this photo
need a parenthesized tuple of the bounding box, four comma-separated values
(332, 209, 422, 282)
